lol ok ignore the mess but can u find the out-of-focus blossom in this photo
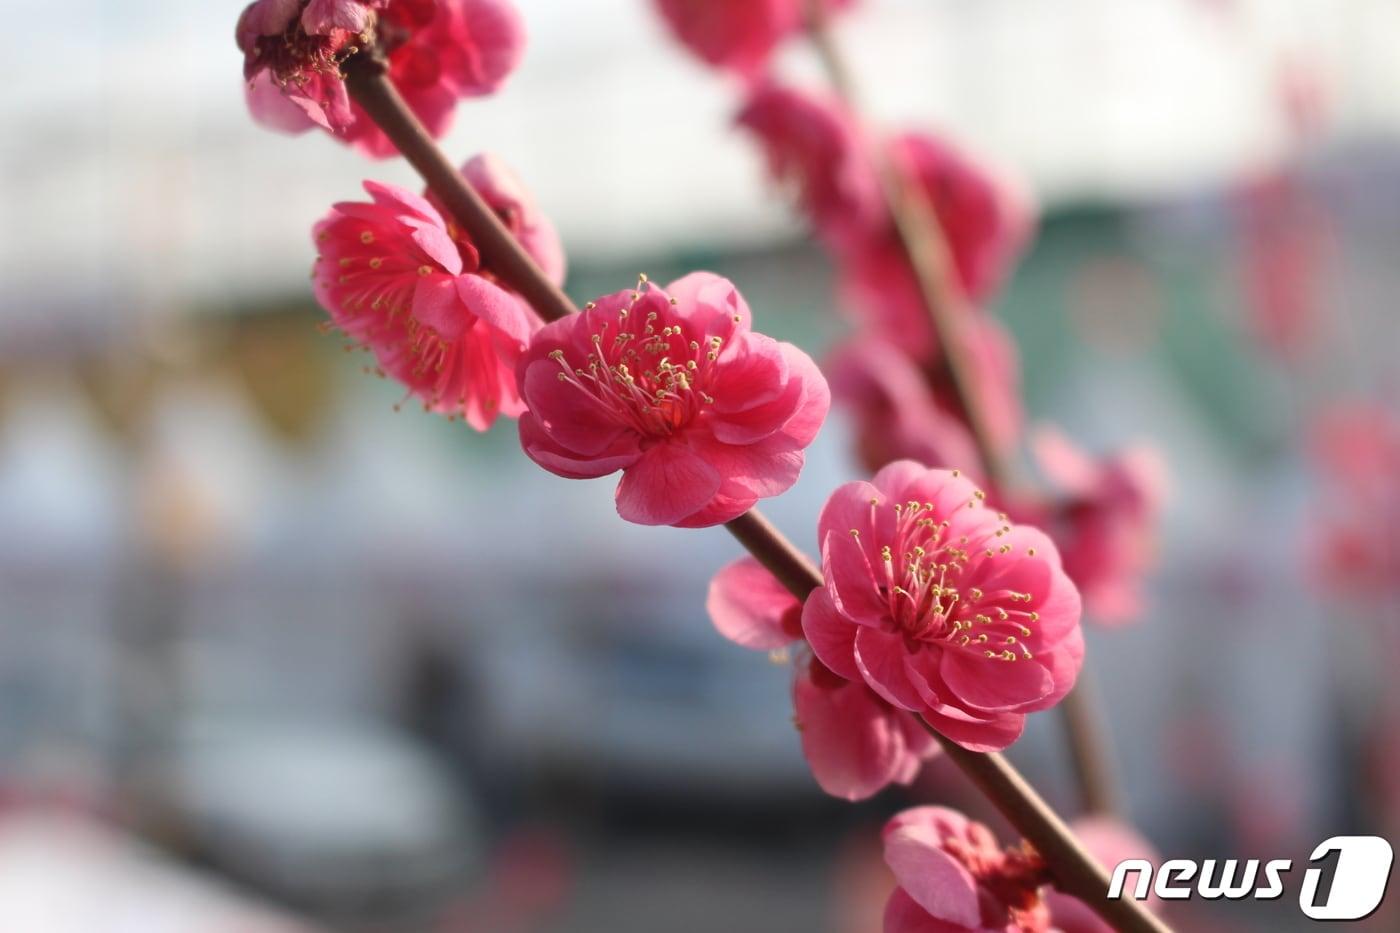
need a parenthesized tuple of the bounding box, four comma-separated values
(1276, 51, 1331, 142)
(1308, 400, 1400, 593)
(827, 321, 1023, 483)
(518, 274, 830, 527)
(433, 153, 567, 286)
(1232, 171, 1330, 361)
(736, 82, 882, 251)
(312, 158, 560, 429)
(437, 827, 572, 932)
(841, 133, 1034, 362)
(828, 337, 980, 478)
(1043, 818, 1162, 933)
(653, 0, 855, 79)
(882, 806, 1051, 933)
(805, 461, 1084, 752)
(238, 0, 525, 158)
(1018, 429, 1168, 626)
(707, 557, 938, 800)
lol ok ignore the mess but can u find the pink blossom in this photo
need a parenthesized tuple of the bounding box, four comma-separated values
(707, 557, 938, 800)
(828, 336, 978, 478)
(1308, 401, 1400, 593)
(1275, 52, 1331, 142)
(841, 133, 1033, 363)
(827, 322, 1023, 483)
(1043, 818, 1161, 933)
(881, 806, 1051, 933)
(736, 82, 882, 252)
(1232, 171, 1330, 361)
(517, 274, 830, 527)
(804, 461, 1084, 752)
(653, 0, 855, 79)
(1021, 429, 1167, 626)
(237, 0, 370, 131)
(312, 156, 560, 429)
(238, 0, 525, 158)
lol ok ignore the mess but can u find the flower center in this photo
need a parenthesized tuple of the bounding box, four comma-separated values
(852, 485, 1040, 661)
(320, 222, 488, 393)
(250, 9, 360, 86)
(944, 837, 1051, 931)
(549, 286, 724, 438)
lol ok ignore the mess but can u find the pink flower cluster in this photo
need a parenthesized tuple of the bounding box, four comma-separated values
(517, 274, 830, 527)
(239, 0, 524, 157)
(736, 82, 883, 251)
(881, 808, 1161, 933)
(709, 462, 1084, 797)
(840, 133, 1035, 363)
(807, 462, 1083, 750)
(1309, 401, 1400, 594)
(735, 84, 1033, 360)
(730, 80, 1037, 490)
(312, 154, 561, 429)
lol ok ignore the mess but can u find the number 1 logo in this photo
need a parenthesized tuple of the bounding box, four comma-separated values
(1298, 836, 1393, 921)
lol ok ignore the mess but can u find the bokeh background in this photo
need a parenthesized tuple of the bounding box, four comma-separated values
(2, 0, 1398, 929)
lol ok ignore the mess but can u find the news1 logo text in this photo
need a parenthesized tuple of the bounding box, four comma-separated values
(1108, 835, 1394, 921)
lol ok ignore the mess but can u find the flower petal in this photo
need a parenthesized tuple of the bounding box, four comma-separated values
(794, 669, 906, 802)
(854, 626, 925, 712)
(920, 706, 1024, 752)
(801, 586, 861, 681)
(666, 271, 752, 338)
(707, 557, 802, 650)
(883, 827, 983, 927)
(455, 275, 535, 347)
(940, 650, 1054, 712)
(709, 332, 789, 415)
(518, 412, 640, 479)
(413, 274, 471, 339)
(244, 71, 318, 135)
(882, 886, 971, 933)
(688, 432, 804, 499)
(614, 443, 723, 526)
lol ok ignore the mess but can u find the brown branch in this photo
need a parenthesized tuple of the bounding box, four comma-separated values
(929, 727, 1171, 933)
(723, 510, 823, 595)
(1060, 674, 1123, 815)
(342, 52, 578, 324)
(338, 45, 1160, 932)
